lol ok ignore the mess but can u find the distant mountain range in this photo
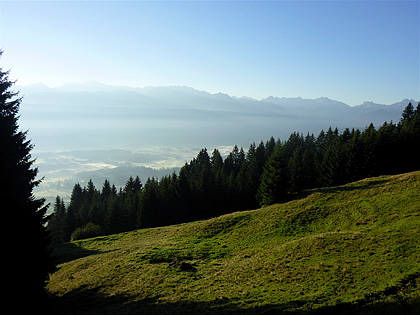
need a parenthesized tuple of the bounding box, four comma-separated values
(17, 83, 417, 152)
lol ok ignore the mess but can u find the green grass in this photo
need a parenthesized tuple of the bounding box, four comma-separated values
(47, 171, 420, 314)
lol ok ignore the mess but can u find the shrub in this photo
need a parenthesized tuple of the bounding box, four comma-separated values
(71, 222, 104, 241)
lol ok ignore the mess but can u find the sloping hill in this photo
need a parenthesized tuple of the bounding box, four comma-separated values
(47, 171, 420, 314)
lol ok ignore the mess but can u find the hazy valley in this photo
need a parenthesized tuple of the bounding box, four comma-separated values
(18, 83, 416, 205)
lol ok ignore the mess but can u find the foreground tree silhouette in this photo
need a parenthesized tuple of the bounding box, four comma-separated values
(0, 51, 54, 308)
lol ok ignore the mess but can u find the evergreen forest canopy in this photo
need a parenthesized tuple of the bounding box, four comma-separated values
(48, 103, 420, 243)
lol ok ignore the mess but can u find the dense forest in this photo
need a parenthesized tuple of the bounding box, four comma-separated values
(48, 103, 420, 243)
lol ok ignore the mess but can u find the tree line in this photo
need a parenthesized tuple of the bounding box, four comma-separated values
(48, 103, 420, 243)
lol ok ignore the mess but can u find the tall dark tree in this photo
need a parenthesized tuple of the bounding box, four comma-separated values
(0, 51, 54, 307)
(210, 148, 223, 171)
(102, 179, 112, 198)
(48, 196, 67, 245)
(65, 182, 83, 239)
(257, 143, 289, 206)
(400, 102, 415, 123)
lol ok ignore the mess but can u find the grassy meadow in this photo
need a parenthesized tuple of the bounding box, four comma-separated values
(47, 171, 420, 314)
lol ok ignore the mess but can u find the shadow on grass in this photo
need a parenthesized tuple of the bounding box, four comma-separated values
(287, 178, 392, 203)
(45, 285, 420, 315)
(312, 178, 391, 193)
(52, 243, 118, 265)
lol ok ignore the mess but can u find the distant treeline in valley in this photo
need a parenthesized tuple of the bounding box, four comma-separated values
(48, 103, 420, 243)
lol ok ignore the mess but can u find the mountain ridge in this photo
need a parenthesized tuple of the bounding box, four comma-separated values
(16, 82, 418, 151)
(17, 82, 418, 108)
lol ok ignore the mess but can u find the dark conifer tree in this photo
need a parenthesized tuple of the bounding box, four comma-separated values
(104, 196, 121, 234)
(399, 103, 420, 172)
(265, 136, 276, 159)
(102, 179, 112, 198)
(359, 123, 377, 177)
(210, 149, 225, 210)
(0, 51, 54, 308)
(288, 148, 304, 192)
(65, 183, 83, 239)
(210, 148, 223, 171)
(139, 177, 160, 227)
(257, 143, 289, 206)
(255, 141, 267, 173)
(401, 102, 415, 123)
(240, 143, 260, 208)
(86, 179, 96, 202)
(133, 176, 143, 192)
(124, 176, 135, 194)
(301, 133, 316, 188)
(48, 196, 67, 245)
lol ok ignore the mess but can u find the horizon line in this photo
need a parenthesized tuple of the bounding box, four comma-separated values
(15, 81, 419, 107)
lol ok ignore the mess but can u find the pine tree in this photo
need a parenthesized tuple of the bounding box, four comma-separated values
(255, 141, 266, 173)
(399, 102, 420, 172)
(65, 183, 83, 239)
(124, 176, 135, 194)
(104, 196, 120, 234)
(86, 179, 96, 202)
(288, 148, 304, 192)
(48, 196, 67, 245)
(133, 176, 143, 192)
(301, 133, 316, 188)
(401, 102, 415, 124)
(210, 148, 223, 171)
(209, 149, 225, 210)
(0, 51, 54, 307)
(265, 136, 276, 159)
(101, 179, 112, 199)
(139, 177, 160, 227)
(257, 143, 289, 206)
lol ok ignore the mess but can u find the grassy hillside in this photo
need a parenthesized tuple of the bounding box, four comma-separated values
(47, 171, 420, 314)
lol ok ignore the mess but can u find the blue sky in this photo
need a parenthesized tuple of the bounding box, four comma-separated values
(0, 1, 419, 105)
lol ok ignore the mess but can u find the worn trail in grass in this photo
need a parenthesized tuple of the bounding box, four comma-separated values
(48, 171, 420, 314)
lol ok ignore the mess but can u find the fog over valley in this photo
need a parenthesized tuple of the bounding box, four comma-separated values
(19, 83, 415, 150)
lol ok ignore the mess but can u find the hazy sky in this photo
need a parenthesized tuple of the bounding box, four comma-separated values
(0, 1, 419, 105)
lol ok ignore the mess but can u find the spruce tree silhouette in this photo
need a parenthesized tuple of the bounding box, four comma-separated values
(0, 51, 54, 309)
